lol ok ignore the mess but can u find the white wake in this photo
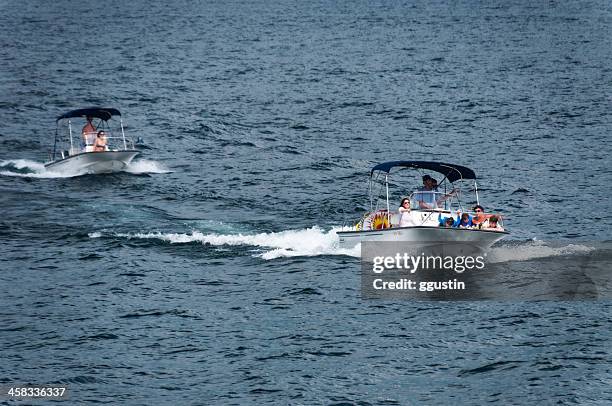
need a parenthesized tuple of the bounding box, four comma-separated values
(488, 239, 595, 263)
(0, 159, 78, 178)
(0, 158, 168, 178)
(124, 159, 170, 174)
(91, 226, 360, 260)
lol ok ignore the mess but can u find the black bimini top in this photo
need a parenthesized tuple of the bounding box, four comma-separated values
(371, 161, 476, 182)
(56, 107, 121, 122)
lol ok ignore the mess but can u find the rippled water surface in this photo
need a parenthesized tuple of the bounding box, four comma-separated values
(1, 0, 612, 404)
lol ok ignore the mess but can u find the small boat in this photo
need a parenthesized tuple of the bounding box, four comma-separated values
(337, 161, 508, 250)
(45, 107, 140, 174)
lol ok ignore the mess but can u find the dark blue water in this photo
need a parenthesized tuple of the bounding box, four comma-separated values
(1, 0, 612, 404)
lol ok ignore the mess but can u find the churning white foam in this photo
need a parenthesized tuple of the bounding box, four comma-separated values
(124, 159, 170, 174)
(0, 159, 80, 178)
(0, 158, 169, 178)
(488, 240, 594, 263)
(103, 226, 360, 259)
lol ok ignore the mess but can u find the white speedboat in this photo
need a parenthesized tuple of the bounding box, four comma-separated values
(45, 107, 140, 174)
(337, 161, 508, 250)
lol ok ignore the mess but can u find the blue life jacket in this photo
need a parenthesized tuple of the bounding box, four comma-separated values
(456, 214, 473, 228)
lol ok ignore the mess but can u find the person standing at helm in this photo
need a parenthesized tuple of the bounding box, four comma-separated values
(82, 116, 97, 152)
(415, 175, 437, 209)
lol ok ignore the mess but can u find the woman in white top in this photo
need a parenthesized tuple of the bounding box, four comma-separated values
(398, 198, 418, 227)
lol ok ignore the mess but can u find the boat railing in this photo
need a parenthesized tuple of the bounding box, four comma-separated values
(355, 212, 371, 231)
(101, 135, 135, 150)
(47, 138, 135, 160)
(355, 207, 506, 231)
(79, 135, 135, 151)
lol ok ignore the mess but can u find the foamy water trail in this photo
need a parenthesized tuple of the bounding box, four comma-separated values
(124, 159, 170, 174)
(90, 226, 596, 262)
(488, 240, 595, 263)
(91, 226, 360, 259)
(0, 158, 168, 178)
(0, 159, 80, 178)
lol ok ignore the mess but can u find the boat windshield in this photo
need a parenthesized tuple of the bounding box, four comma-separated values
(410, 189, 458, 211)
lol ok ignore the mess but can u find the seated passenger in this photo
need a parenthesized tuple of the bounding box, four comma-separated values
(456, 212, 473, 228)
(438, 213, 457, 227)
(94, 131, 108, 152)
(471, 205, 486, 226)
(438, 216, 455, 227)
(398, 198, 418, 227)
(483, 215, 504, 231)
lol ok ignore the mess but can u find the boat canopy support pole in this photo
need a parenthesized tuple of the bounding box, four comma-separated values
(52, 124, 58, 161)
(474, 180, 480, 205)
(385, 174, 390, 224)
(369, 176, 373, 212)
(68, 120, 73, 155)
(120, 118, 127, 150)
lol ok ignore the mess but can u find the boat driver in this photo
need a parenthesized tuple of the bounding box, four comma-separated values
(415, 175, 438, 209)
(82, 116, 97, 152)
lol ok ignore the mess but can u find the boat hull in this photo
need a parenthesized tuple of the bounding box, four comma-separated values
(337, 226, 507, 250)
(45, 150, 140, 175)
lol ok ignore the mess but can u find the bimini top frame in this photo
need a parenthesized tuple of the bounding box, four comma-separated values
(56, 107, 121, 122)
(52, 107, 129, 160)
(367, 160, 480, 214)
(370, 160, 476, 182)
